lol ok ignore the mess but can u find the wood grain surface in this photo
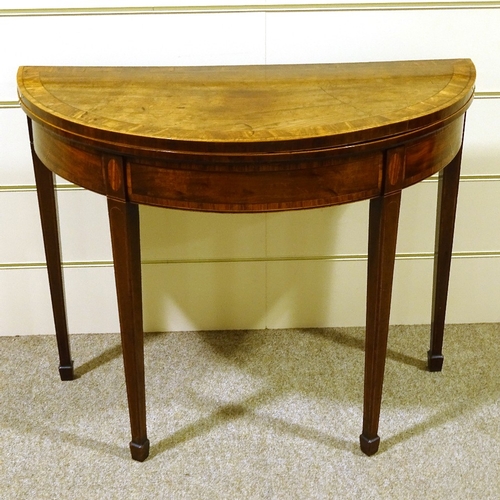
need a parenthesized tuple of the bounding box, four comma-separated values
(18, 60, 475, 153)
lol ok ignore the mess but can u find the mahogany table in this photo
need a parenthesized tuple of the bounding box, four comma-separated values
(17, 60, 476, 462)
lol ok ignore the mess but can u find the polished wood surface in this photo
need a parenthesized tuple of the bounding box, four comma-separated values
(18, 59, 475, 461)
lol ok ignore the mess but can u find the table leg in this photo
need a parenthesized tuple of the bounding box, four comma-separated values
(360, 190, 401, 456)
(107, 198, 150, 462)
(428, 148, 462, 372)
(29, 119, 74, 381)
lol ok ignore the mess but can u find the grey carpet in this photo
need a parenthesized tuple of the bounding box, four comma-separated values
(1, 324, 499, 499)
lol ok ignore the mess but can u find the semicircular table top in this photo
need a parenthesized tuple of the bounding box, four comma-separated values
(17, 59, 475, 153)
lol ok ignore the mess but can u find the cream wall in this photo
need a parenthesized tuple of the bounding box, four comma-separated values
(0, 2, 499, 336)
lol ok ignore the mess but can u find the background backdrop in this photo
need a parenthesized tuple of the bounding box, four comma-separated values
(1, 1, 499, 336)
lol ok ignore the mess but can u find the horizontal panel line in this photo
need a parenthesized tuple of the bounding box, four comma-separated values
(0, 184, 83, 192)
(1, 174, 498, 193)
(2, 2, 500, 17)
(142, 251, 500, 264)
(0, 261, 113, 270)
(2, 251, 499, 270)
(459, 174, 500, 182)
(423, 174, 500, 182)
(0, 101, 19, 109)
(474, 92, 500, 99)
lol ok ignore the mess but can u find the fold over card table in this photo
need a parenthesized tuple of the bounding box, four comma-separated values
(17, 59, 476, 461)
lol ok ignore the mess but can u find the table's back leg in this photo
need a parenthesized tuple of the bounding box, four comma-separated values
(360, 190, 401, 456)
(428, 147, 463, 372)
(107, 198, 150, 462)
(29, 119, 74, 381)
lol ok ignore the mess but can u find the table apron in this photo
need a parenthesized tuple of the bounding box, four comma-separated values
(31, 115, 465, 212)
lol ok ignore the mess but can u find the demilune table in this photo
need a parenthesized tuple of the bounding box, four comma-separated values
(17, 59, 476, 461)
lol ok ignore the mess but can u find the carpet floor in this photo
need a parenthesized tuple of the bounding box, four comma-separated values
(1, 324, 498, 499)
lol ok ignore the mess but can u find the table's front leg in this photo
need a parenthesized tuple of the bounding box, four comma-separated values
(29, 119, 74, 381)
(360, 190, 401, 456)
(107, 198, 149, 462)
(428, 147, 462, 371)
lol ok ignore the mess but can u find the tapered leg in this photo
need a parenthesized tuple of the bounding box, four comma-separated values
(107, 198, 149, 462)
(29, 119, 74, 381)
(360, 191, 401, 456)
(428, 149, 462, 372)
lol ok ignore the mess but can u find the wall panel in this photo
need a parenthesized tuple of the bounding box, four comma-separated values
(0, 190, 45, 264)
(0, 267, 119, 335)
(142, 261, 267, 332)
(0, 268, 55, 335)
(454, 180, 500, 252)
(0, 108, 33, 185)
(0, 4, 499, 336)
(140, 209, 267, 262)
(0, 12, 266, 99)
(265, 9, 500, 91)
(461, 98, 500, 176)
